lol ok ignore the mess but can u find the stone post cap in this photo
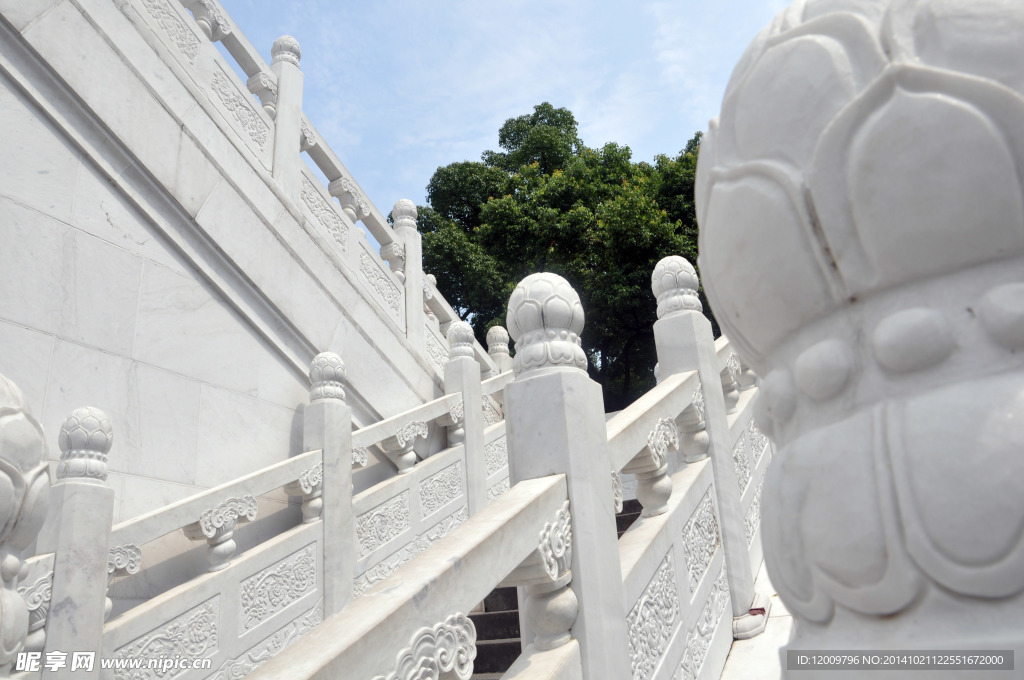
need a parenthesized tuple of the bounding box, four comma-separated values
(487, 325, 510, 355)
(446, 321, 475, 359)
(309, 352, 346, 402)
(506, 273, 587, 375)
(57, 406, 112, 482)
(651, 256, 702, 319)
(392, 199, 418, 230)
(271, 35, 301, 66)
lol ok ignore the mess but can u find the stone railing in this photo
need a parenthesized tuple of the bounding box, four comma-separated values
(0, 257, 773, 680)
(109, 0, 494, 379)
(243, 257, 774, 680)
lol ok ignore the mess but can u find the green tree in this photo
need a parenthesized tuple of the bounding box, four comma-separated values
(420, 103, 706, 411)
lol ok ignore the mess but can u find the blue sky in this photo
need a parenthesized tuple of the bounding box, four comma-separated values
(217, 0, 787, 213)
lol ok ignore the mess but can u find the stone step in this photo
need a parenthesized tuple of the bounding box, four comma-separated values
(483, 586, 518, 612)
(470, 610, 521, 641)
(473, 639, 522, 674)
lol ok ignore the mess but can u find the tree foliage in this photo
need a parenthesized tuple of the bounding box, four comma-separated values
(419, 102, 706, 411)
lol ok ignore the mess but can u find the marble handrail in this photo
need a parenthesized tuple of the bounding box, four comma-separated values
(605, 370, 699, 473)
(249, 474, 570, 680)
(109, 448, 322, 548)
(481, 369, 514, 397)
(351, 392, 462, 451)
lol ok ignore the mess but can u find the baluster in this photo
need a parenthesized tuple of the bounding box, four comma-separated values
(181, 0, 231, 42)
(105, 545, 142, 621)
(380, 421, 427, 474)
(423, 274, 439, 330)
(502, 501, 578, 652)
(43, 406, 116, 670)
(328, 177, 370, 225)
(0, 375, 50, 674)
(621, 419, 675, 517)
(183, 496, 258, 571)
(504, 273, 631, 680)
(721, 353, 741, 414)
(246, 72, 278, 119)
(677, 386, 710, 463)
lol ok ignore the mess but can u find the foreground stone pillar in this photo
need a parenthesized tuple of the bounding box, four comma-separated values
(0, 375, 50, 676)
(697, 1, 1024, 674)
(504, 273, 631, 680)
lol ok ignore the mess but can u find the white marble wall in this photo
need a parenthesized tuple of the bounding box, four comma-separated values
(0, 62, 423, 523)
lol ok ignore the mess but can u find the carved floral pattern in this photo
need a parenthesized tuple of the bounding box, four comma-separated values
(240, 544, 317, 629)
(682, 492, 720, 593)
(646, 419, 679, 469)
(612, 470, 623, 514)
(747, 419, 768, 465)
(108, 544, 144, 576)
(395, 421, 429, 448)
(112, 597, 219, 680)
(360, 252, 401, 315)
(426, 332, 448, 370)
(353, 447, 369, 467)
(140, 0, 200, 65)
(298, 463, 323, 495)
(357, 491, 410, 557)
(301, 177, 348, 252)
(334, 177, 370, 218)
(675, 568, 729, 680)
(745, 479, 764, 545)
(627, 552, 680, 680)
(486, 478, 509, 504)
(732, 435, 751, 493)
(210, 605, 322, 680)
(354, 508, 467, 596)
(481, 398, 502, 425)
(17, 570, 53, 633)
(372, 613, 476, 680)
(199, 495, 258, 538)
(692, 386, 705, 425)
(726, 353, 742, 384)
(539, 501, 572, 580)
(419, 463, 463, 518)
(484, 436, 508, 477)
(211, 70, 269, 148)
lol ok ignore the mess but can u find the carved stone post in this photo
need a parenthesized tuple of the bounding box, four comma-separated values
(443, 322, 486, 515)
(300, 351, 354, 617)
(328, 177, 370, 226)
(43, 407, 116, 676)
(486, 326, 513, 376)
(0, 375, 50, 675)
(392, 200, 426, 355)
(697, 0, 1024, 668)
(270, 35, 303, 201)
(677, 386, 710, 465)
(504, 273, 631, 680)
(650, 256, 765, 638)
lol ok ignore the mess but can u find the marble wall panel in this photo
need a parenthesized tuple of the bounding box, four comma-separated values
(0, 319, 54, 419)
(195, 383, 302, 488)
(133, 260, 261, 395)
